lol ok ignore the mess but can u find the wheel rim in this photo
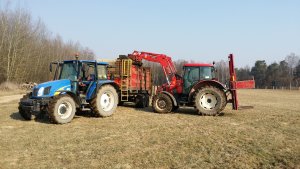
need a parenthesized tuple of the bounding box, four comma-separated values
(199, 93, 218, 110)
(156, 99, 167, 111)
(100, 91, 114, 111)
(57, 101, 73, 119)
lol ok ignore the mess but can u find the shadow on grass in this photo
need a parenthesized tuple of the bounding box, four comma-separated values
(10, 112, 27, 121)
(133, 105, 229, 117)
(10, 111, 94, 124)
(10, 112, 51, 124)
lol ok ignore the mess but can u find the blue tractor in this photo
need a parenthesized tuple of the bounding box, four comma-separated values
(18, 58, 119, 124)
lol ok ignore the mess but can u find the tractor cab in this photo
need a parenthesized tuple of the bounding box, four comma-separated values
(50, 60, 109, 95)
(182, 63, 216, 94)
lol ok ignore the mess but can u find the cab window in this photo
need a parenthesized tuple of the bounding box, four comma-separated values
(200, 67, 214, 80)
(184, 67, 199, 82)
(80, 63, 96, 81)
(60, 62, 77, 81)
(97, 65, 107, 80)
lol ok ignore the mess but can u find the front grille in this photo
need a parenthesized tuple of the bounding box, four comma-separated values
(33, 88, 38, 96)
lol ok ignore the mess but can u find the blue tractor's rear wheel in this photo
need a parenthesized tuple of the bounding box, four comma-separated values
(91, 85, 118, 117)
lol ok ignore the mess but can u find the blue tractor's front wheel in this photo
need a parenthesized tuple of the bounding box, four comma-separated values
(48, 95, 76, 124)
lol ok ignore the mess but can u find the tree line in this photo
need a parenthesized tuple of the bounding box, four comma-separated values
(238, 53, 300, 89)
(0, 4, 95, 84)
(212, 53, 300, 89)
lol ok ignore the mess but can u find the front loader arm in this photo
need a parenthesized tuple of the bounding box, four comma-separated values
(129, 51, 178, 85)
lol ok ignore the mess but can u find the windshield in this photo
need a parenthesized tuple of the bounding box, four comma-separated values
(183, 66, 215, 81)
(200, 66, 215, 79)
(59, 61, 78, 81)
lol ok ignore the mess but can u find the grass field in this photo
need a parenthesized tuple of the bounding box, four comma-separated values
(0, 89, 299, 169)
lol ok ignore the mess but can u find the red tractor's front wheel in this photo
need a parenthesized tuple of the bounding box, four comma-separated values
(194, 86, 227, 116)
(152, 93, 173, 113)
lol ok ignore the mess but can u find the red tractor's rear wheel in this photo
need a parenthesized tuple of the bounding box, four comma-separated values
(152, 93, 173, 113)
(194, 86, 227, 116)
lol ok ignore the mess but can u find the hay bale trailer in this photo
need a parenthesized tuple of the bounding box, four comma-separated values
(108, 55, 152, 108)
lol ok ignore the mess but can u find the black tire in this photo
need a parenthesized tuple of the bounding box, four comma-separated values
(18, 93, 33, 120)
(194, 86, 227, 116)
(145, 94, 149, 107)
(48, 95, 76, 124)
(118, 101, 124, 106)
(135, 94, 149, 108)
(172, 105, 179, 112)
(91, 85, 118, 117)
(152, 93, 173, 113)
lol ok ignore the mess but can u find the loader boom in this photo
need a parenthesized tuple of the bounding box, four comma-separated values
(129, 51, 177, 85)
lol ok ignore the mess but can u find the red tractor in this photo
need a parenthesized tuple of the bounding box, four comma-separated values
(128, 51, 255, 115)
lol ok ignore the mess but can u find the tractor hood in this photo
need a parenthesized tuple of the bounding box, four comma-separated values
(32, 79, 72, 98)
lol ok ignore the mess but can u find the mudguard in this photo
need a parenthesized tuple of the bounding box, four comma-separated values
(86, 80, 118, 101)
(161, 91, 178, 106)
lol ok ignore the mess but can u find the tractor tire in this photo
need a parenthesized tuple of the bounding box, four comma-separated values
(172, 105, 179, 112)
(118, 101, 124, 106)
(135, 94, 149, 108)
(152, 93, 173, 113)
(48, 95, 76, 124)
(18, 93, 33, 120)
(194, 86, 227, 116)
(91, 85, 118, 117)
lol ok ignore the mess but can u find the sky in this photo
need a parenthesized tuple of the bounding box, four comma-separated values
(4, 0, 300, 67)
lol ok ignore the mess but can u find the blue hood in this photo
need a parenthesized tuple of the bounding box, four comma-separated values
(32, 79, 72, 98)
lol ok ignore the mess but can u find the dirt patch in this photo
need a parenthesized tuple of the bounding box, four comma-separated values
(0, 94, 23, 104)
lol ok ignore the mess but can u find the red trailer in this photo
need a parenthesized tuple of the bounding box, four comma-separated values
(108, 56, 152, 108)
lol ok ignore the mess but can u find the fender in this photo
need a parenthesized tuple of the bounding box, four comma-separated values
(86, 80, 119, 101)
(64, 91, 81, 108)
(161, 91, 178, 106)
(188, 80, 227, 102)
(53, 90, 81, 108)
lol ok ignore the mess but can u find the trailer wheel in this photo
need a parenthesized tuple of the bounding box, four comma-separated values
(136, 94, 149, 108)
(194, 86, 226, 116)
(172, 106, 179, 112)
(48, 95, 76, 124)
(18, 94, 33, 120)
(91, 85, 118, 117)
(152, 93, 173, 113)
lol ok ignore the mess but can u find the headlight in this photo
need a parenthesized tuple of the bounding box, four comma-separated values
(37, 87, 44, 96)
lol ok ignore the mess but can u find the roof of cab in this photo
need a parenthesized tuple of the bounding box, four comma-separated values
(184, 63, 213, 67)
(62, 60, 108, 65)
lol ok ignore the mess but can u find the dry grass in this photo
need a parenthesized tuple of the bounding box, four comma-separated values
(0, 89, 299, 168)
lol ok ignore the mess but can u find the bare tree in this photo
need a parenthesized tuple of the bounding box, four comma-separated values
(0, 3, 95, 83)
(285, 53, 300, 89)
